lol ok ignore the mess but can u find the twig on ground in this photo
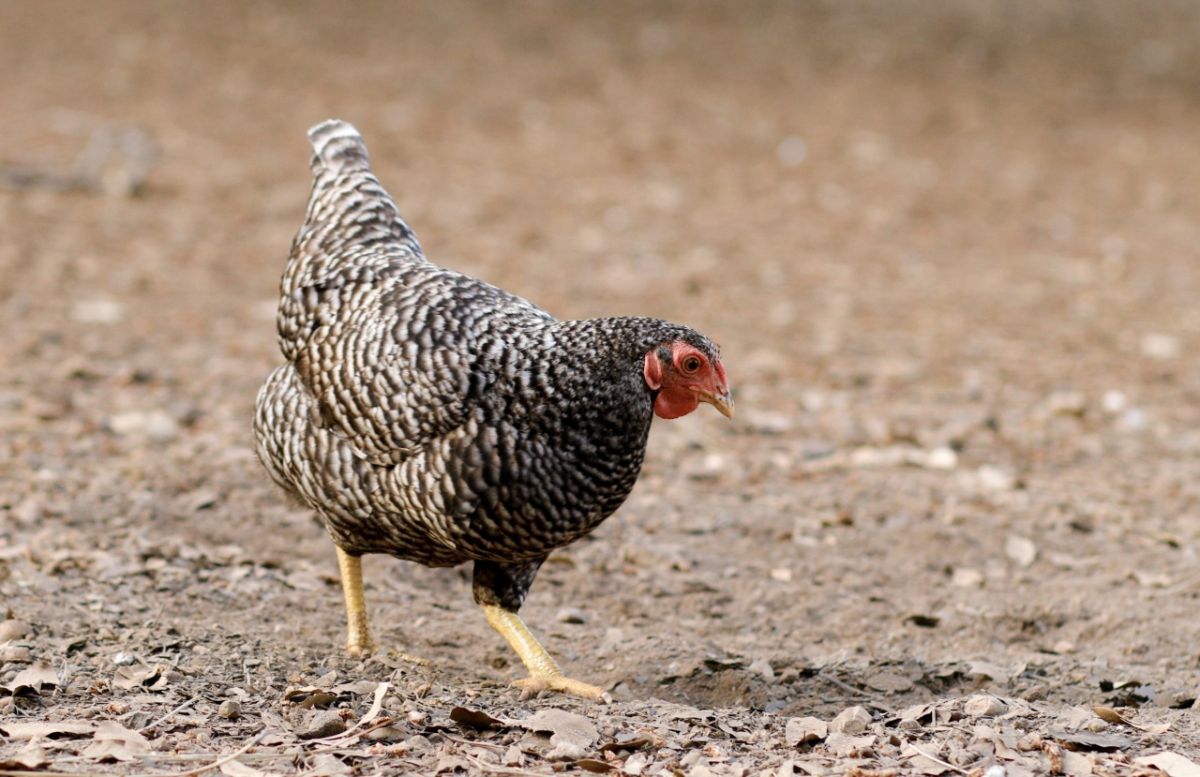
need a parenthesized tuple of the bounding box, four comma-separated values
(153, 730, 267, 777)
(305, 682, 391, 744)
(818, 670, 868, 697)
(441, 733, 507, 751)
(902, 743, 968, 775)
(465, 754, 552, 777)
(141, 695, 201, 733)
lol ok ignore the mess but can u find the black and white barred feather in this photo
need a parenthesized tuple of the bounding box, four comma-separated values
(254, 120, 718, 609)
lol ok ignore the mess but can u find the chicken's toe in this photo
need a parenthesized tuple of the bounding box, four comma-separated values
(513, 673, 612, 703)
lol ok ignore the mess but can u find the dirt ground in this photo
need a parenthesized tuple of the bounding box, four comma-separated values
(3, 2, 1200, 775)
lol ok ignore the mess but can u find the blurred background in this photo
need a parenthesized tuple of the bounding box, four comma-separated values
(3, 0, 1200, 723)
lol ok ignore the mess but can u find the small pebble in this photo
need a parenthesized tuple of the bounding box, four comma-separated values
(0, 645, 32, 662)
(1005, 535, 1038, 568)
(830, 705, 872, 735)
(556, 607, 587, 625)
(1038, 390, 1087, 418)
(776, 135, 808, 167)
(107, 410, 179, 442)
(742, 409, 793, 435)
(748, 657, 775, 682)
(297, 710, 346, 739)
(963, 694, 1008, 717)
(1102, 390, 1127, 414)
(975, 466, 1015, 492)
(71, 298, 125, 324)
(951, 567, 984, 588)
(0, 619, 31, 642)
(1119, 407, 1147, 431)
(925, 446, 959, 470)
(685, 452, 726, 481)
(1140, 333, 1180, 360)
(218, 700, 241, 720)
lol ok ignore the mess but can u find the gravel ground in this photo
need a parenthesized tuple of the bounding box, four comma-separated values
(3, 2, 1200, 775)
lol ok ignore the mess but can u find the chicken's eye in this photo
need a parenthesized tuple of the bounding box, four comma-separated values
(681, 355, 702, 374)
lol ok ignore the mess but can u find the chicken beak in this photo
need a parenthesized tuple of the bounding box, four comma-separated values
(700, 389, 735, 419)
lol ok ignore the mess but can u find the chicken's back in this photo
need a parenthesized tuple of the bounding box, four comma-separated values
(271, 120, 553, 464)
(256, 120, 627, 565)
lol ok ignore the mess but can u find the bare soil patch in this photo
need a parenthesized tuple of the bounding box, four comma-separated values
(3, 2, 1200, 774)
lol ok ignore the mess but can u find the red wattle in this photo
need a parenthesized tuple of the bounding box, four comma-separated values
(654, 389, 699, 419)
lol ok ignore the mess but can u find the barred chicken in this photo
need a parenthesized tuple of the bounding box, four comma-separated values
(254, 120, 733, 701)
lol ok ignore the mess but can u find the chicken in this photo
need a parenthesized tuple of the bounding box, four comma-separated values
(253, 120, 733, 701)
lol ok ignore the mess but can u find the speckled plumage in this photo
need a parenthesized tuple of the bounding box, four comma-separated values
(254, 119, 722, 613)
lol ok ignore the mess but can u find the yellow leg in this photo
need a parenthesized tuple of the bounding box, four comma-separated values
(482, 604, 610, 702)
(336, 547, 374, 657)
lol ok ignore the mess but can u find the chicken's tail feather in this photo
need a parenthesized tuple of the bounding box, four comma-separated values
(276, 121, 425, 360)
(290, 118, 423, 268)
(308, 119, 370, 175)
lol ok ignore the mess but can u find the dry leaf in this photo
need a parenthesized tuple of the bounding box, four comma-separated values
(361, 725, 407, 742)
(517, 708, 599, 760)
(599, 736, 654, 754)
(1092, 705, 1172, 734)
(450, 706, 505, 729)
(785, 717, 828, 746)
(284, 685, 335, 706)
(296, 691, 337, 709)
(7, 660, 58, 693)
(825, 732, 875, 757)
(576, 758, 616, 772)
(0, 720, 96, 739)
(434, 753, 471, 773)
(82, 721, 151, 762)
(622, 751, 649, 775)
(1048, 730, 1134, 752)
(897, 703, 935, 727)
(307, 753, 352, 776)
(1061, 750, 1094, 776)
(331, 679, 379, 696)
(0, 745, 50, 770)
(1134, 752, 1200, 777)
(901, 742, 952, 775)
(866, 670, 916, 692)
(113, 664, 165, 690)
(968, 661, 1021, 683)
(219, 760, 270, 777)
(1091, 706, 1125, 724)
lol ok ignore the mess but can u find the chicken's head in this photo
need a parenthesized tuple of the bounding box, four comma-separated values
(643, 340, 733, 420)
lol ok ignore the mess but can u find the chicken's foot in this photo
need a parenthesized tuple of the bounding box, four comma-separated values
(482, 604, 611, 702)
(336, 547, 375, 657)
